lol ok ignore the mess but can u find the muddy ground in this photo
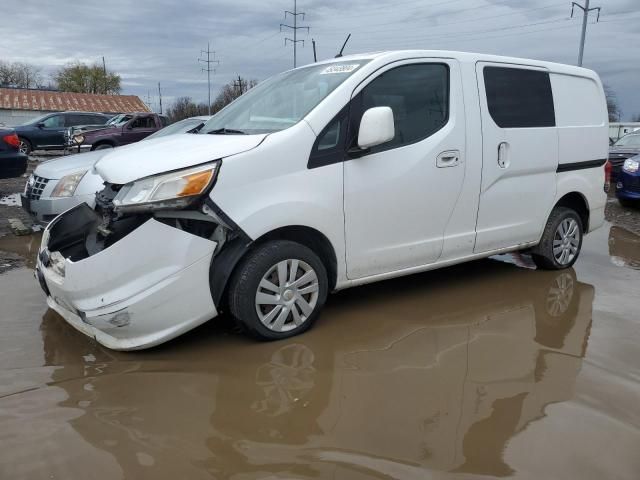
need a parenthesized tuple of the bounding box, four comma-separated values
(0, 163, 639, 479)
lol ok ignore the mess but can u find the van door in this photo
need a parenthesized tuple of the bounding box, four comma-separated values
(343, 59, 466, 279)
(474, 63, 558, 253)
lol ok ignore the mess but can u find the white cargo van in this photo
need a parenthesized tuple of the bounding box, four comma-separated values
(36, 50, 608, 350)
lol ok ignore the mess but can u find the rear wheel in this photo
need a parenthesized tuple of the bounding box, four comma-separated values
(228, 240, 328, 340)
(532, 207, 583, 270)
(18, 137, 32, 155)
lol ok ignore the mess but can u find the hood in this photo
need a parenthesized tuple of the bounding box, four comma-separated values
(35, 150, 112, 179)
(83, 125, 119, 138)
(95, 133, 266, 184)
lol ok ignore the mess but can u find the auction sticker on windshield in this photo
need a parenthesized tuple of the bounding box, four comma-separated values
(320, 64, 360, 74)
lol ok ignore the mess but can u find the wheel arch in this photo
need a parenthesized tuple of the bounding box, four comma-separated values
(553, 191, 590, 232)
(210, 224, 339, 311)
(91, 139, 116, 150)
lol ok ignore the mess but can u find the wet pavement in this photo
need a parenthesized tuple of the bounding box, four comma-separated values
(0, 223, 639, 479)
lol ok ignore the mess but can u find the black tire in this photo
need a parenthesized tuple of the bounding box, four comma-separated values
(228, 240, 328, 340)
(532, 207, 583, 270)
(18, 137, 32, 155)
(93, 143, 114, 151)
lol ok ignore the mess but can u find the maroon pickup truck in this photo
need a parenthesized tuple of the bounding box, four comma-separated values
(70, 112, 169, 151)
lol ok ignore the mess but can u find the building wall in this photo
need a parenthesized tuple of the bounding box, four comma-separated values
(0, 109, 55, 127)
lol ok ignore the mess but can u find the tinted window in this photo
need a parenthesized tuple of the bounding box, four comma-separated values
(66, 114, 90, 127)
(42, 115, 64, 128)
(130, 116, 155, 129)
(350, 63, 449, 154)
(91, 115, 108, 124)
(483, 67, 555, 128)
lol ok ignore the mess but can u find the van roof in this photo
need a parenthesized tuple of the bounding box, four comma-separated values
(313, 50, 597, 78)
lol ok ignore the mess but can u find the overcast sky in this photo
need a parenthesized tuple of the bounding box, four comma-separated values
(2, 0, 639, 119)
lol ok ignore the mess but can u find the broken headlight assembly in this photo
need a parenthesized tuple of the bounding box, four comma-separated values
(112, 161, 220, 213)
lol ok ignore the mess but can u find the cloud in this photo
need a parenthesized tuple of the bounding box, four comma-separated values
(1, 0, 638, 118)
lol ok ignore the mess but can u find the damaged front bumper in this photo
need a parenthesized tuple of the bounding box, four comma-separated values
(36, 204, 219, 350)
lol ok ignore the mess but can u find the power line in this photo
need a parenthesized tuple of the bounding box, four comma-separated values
(199, 42, 220, 115)
(280, 0, 309, 68)
(316, 2, 562, 35)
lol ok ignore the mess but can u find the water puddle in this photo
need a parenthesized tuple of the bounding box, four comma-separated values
(0, 224, 639, 479)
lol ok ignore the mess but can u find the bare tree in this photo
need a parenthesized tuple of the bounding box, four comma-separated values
(54, 62, 121, 94)
(604, 84, 621, 122)
(0, 61, 44, 88)
(632, 114, 640, 123)
(167, 78, 259, 122)
(211, 77, 258, 114)
(166, 97, 209, 122)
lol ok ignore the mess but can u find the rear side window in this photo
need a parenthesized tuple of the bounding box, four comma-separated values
(92, 115, 108, 124)
(350, 63, 450, 153)
(483, 67, 555, 128)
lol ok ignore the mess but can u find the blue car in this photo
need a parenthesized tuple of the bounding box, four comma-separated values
(13, 111, 110, 155)
(616, 155, 640, 207)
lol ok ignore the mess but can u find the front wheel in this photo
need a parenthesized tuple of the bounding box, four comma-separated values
(228, 240, 328, 340)
(532, 207, 583, 270)
(93, 143, 114, 151)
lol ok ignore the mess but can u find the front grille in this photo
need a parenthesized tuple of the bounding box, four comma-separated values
(27, 175, 50, 200)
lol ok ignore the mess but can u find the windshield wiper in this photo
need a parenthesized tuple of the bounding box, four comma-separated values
(207, 127, 246, 135)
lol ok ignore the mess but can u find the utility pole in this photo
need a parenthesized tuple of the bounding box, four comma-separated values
(280, 0, 309, 68)
(158, 82, 163, 114)
(312, 38, 317, 62)
(102, 56, 107, 94)
(571, 0, 601, 66)
(233, 75, 245, 96)
(199, 42, 220, 115)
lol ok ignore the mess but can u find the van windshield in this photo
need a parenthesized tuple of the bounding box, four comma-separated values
(201, 61, 369, 135)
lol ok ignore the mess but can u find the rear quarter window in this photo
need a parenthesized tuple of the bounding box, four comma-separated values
(483, 66, 555, 128)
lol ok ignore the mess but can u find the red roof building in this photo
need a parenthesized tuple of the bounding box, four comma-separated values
(0, 87, 150, 126)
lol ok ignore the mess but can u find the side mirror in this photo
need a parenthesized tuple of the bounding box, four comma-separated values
(357, 106, 395, 150)
(36, 122, 45, 128)
(125, 124, 133, 130)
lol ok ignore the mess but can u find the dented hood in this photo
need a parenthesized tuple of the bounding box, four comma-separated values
(95, 133, 266, 184)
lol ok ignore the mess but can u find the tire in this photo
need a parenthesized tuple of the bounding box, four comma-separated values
(228, 240, 328, 340)
(93, 143, 114, 151)
(532, 207, 583, 270)
(18, 137, 32, 155)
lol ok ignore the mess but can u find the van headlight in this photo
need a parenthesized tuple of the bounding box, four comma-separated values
(51, 171, 87, 197)
(623, 158, 639, 173)
(113, 162, 219, 212)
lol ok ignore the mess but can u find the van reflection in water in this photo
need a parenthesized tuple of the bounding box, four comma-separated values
(38, 258, 593, 479)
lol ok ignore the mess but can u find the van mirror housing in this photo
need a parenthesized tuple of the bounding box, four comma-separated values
(357, 107, 395, 150)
